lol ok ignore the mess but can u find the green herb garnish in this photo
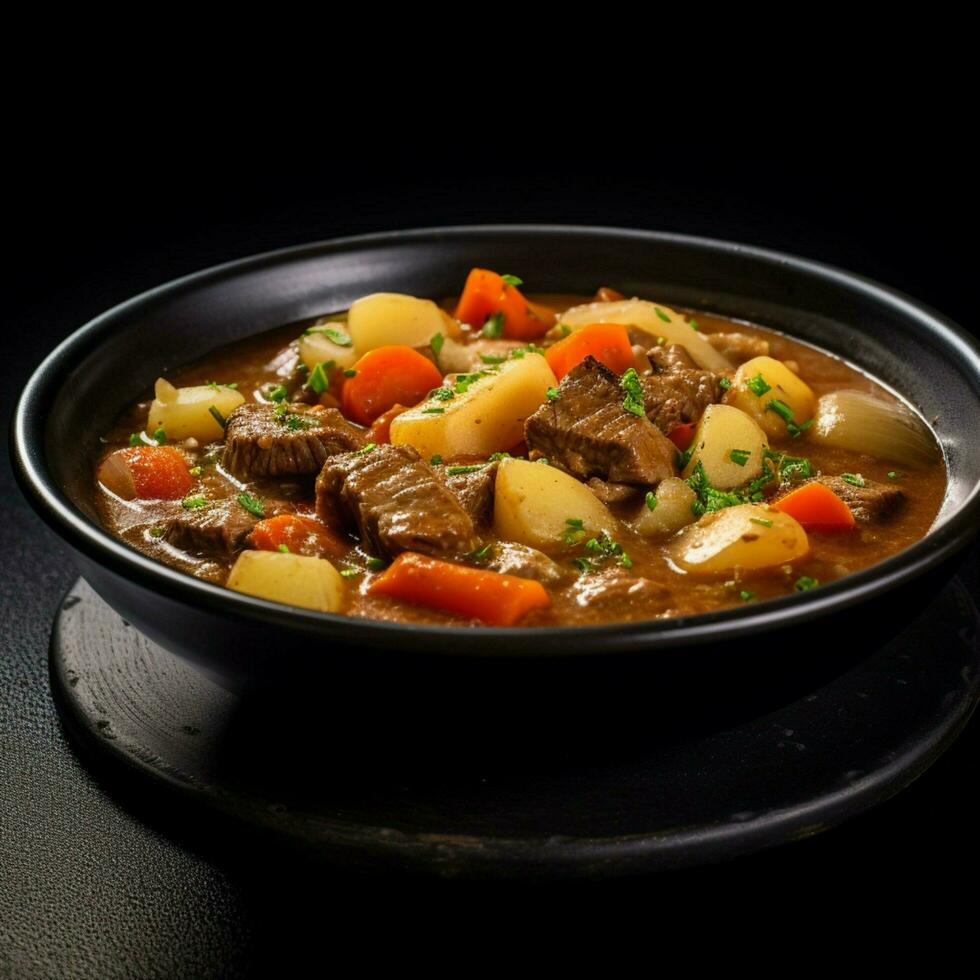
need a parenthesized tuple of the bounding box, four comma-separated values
(719, 377, 732, 391)
(430, 454, 443, 465)
(237, 492, 264, 518)
(620, 368, 646, 417)
(794, 576, 820, 592)
(481, 312, 505, 338)
(308, 361, 331, 395)
(343, 369, 357, 378)
(181, 494, 209, 510)
(654, 307, 671, 323)
(268, 384, 288, 403)
(563, 517, 586, 546)
(750, 517, 774, 527)
(841, 473, 865, 487)
(422, 407, 445, 414)
(129, 432, 141, 446)
(355, 443, 377, 455)
(501, 274, 523, 287)
(469, 543, 494, 561)
(152, 427, 167, 444)
(479, 353, 507, 365)
(729, 449, 751, 467)
(340, 568, 361, 578)
(689, 318, 700, 331)
(739, 590, 755, 601)
(546, 386, 560, 400)
(430, 333, 445, 359)
(305, 324, 353, 347)
(747, 373, 772, 397)
(148, 526, 166, 538)
(446, 464, 487, 475)
(488, 452, 511, 461)
(366, 557, 386, 571)
(208, 405, 227, 429)
(558, 324, 572, 337)
(431, 387, 455, 401)
(188, 466, 202, 477)
(766, 398, 794, 422)
(277, 544, 290, 553)
(645, 491, 658, 511)
(887, 470, 900, 480)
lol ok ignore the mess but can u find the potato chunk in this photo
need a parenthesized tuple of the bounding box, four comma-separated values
(493, 457, 616, 550)
(390, 354, 557, 459)
(668, 503, 808, 575)
(347, 293, 458, 353)
(147, 378, 245, 443)
(558, 298, 732, 371)
(726, 356, 816, 439)
(682, 404, 769, 489)
(226, 551, 345, 613)
(299, 320, 358, 371)
(632, 477, 697, 538)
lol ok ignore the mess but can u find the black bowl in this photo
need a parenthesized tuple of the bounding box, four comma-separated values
(11, 226, 980, 689)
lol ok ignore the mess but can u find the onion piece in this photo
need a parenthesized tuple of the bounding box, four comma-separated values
(96, 451, 137, 500)
(810, 390, 940, 467)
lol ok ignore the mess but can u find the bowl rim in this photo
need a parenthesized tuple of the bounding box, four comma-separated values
(11, 224, 980, 657)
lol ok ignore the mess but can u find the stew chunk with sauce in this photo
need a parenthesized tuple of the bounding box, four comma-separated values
(93, 270, 945, 626)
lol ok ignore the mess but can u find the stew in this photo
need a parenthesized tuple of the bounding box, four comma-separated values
(91, 272, 946, 626)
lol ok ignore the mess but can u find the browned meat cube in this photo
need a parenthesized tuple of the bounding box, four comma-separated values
(524, 357, 676, 486)
(811, 475, 905, 522)
(163, 497, 289, 558)
(223, 403, 365, 479)
(316, 444, 480, 560)
(440, 460, 499, 527)
(641, 344, 722, 434)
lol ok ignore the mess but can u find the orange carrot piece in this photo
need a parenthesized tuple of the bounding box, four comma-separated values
(368, 403, 410, 444)
(667, 422, 697, 451)
(453, 268, 555, 341)
(544, 323, 635, 381)
(369, 552, 551, 626)
(772, 481, 856, 531)
(250, 514, 346, 558)
(98, 445, 195, 500)
(341, 346, 443, 425)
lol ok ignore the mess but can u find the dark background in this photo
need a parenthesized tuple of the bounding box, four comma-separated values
(3, 125, 977, 973)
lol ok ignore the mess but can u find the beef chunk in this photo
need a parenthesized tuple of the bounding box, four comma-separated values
(641, 344, 721, 433)
(316, 444, 480, 559)
(706, 331, 770, 364)
(441, 461, 499, 526)
(572, 568, 672, 619)
(482, 542, 563, 584)
(586, 477, 642, 506)
(223, 403, 365, 479)
(524, 357, 676, 486)
(163, 498, 289, 558)
(809, 476, 906, 522)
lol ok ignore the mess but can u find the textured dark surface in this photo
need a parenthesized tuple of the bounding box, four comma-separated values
(3, 156, 978, 973)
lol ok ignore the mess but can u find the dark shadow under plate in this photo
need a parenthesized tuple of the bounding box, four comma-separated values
(50, 576, 980, 878)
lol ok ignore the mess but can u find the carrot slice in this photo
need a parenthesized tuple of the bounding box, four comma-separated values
(454, 268, 555, 341)
(667, 422, 697, 451)
(772, 481, 856, 531)
(340, 346, 443, 425)
(250, 514, 346, 558)
(369, 552, 551, 626)
(368, 403, 410, 444)
(544, 323, 635, 381)
(97, 445, 195, 500)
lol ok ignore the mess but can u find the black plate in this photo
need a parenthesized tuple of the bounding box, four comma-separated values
(12, 227, 980, 687)
(51, 574, 980, 878)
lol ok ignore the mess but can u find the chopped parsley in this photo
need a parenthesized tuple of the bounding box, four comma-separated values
(572, 557, 596, 573)
(887, 470, 901, 480)
(455, 371, 489, 394)
(422, 406, 445, 414)
(355, 443, 377, 455)
(181, 494, 209, 510)
(148, 526, 166, 538)
(750, 517, 773, 527)
(307, 361, 331, 395)
(686, 461, 747, 516)
(152, 427, 167, 444)
(794, 576, 820, 592)
(129, 432, 141, 446)
(558, 324, 572, 337)
(343, 369, 357, 378)
(366, 557, 386, 571)
(340, 568, 361, 578)
(719, 377, 732, 391)
(645, 491, 658, 511)
(787, 418, 813, 439)
(689, 319, 700, 331)
(430, 333, 445, 358)
(237, 492, 265, 517)
(654, 307, 671, 323)
(277, 544, 290, 553)
(620, 368, 645, 417)
(479, 353, 507, 365)
(676, 447, 694, 470)
(267, 384, 288, 402)
(746, 373, 772, 397)
(536, 457, 550, 465)
(431, 386, 455, 401)
(656, 336, 667, 346)
(739, 590, 755, 601)
(563, 517, 586, 546)
(841, 473, 865, 487)
(577, 532, 632, 571)
(766, 398, 794, 423)
(501, 274, 523, 287)
(208, 405, 227, 429)
(509, 343, 546, 359)
(729, 449, 751, 467)
(546, 386, 560, 400)
(764, 448, 813, 483)
(305, 324, 353, 347)
(488, 452, 511, 461)
(446, 464, 487, 475)
(430, 454, 443, 465)
(188, 466, 202, 477)
(481, 312, 505, 338)
(469, 543, 494, 561)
